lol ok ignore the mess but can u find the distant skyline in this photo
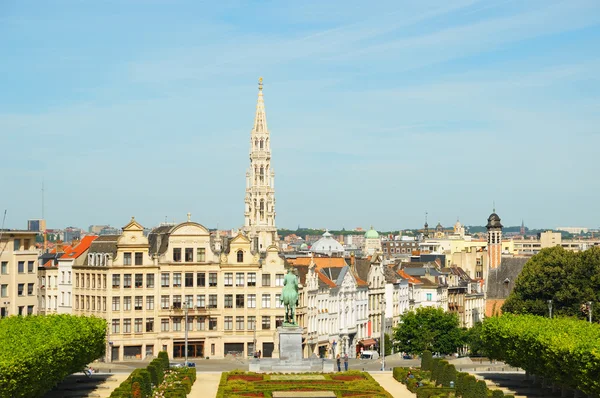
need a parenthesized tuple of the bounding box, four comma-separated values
(1, 0, 599, 231)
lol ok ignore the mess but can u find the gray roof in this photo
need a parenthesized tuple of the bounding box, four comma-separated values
(148, 225, 172, 255)
(319, 267, 343, 284)
(86, 235, 119, 260)
(402, 264, 442, 277)
(486, 256, 529, 299)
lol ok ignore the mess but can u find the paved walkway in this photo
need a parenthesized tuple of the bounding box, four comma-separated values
(370, 372, 415, 398)
(189, 372, 222, 397)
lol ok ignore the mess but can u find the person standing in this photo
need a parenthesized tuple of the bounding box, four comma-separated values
(344, 353, 349, 371)
(336, 354, 341, 372)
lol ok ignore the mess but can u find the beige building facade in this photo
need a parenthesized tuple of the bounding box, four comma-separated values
(73, 217, 289, 362)
(0, 230, 39, 317)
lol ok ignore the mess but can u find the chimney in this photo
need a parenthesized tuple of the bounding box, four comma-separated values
(350, 252, 356, 273)
(71, 238, 80, 248)
(56, 240, 64, 253)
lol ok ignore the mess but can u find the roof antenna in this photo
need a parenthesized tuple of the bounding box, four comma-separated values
(0, 210, 7, 257)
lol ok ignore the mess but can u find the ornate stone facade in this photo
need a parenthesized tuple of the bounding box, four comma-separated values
(242, 78, 278, 252)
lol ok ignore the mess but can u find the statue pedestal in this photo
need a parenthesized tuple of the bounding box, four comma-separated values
(278, 326, 303, 362)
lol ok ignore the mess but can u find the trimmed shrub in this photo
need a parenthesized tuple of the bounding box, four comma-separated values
(416, 387, 455, 398)
(463, 374, 478, 398)
(442, 363, 457, 387)
(158, 351, 169, 369)
(491, 390, 504, 398)
(421, 350, 433, 371)
(474, 380, 488, 398)
(456, 372, 469, 397)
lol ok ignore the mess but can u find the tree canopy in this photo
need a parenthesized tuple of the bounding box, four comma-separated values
(502, 246, 600, 321)
(392, 307, 463, 355)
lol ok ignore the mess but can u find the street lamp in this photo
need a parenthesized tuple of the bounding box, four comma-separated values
(380, 297, 385, 371)
(253, 316, 257, 359)
(588, 301, 593, 324)
(547, 299, 553, 319)
(183, 302, 189, 366)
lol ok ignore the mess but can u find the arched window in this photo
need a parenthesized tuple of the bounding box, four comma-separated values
(237, 250, 244, 263)
(260, 139, 264, 149)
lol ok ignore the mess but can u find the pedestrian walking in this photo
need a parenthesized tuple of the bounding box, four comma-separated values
(258, 350, 262, 359)
(336, 354, 341, 372)
(344, 353, 349, 371)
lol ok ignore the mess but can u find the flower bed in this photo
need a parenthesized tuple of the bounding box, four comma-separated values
(217, 370, 391, 398)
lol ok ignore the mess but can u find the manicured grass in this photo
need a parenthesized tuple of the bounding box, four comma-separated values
(216, 370, 393, 398)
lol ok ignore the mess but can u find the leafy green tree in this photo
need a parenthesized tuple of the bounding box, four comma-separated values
(502, 246, 600, 321)
(463, 322, 486, 356)
(393, 307, 464, 355)
(384, 333, 392, 356)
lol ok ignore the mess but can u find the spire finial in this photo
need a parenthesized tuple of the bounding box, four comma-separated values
(187, 212, 191, 222)
(258, 77, 263, 91)
(493, 201, 496, 213)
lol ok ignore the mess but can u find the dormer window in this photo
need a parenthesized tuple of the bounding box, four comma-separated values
(237, 250, 244, 263)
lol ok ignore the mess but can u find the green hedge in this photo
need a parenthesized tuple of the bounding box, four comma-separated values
(421, 350, 433, 371)
(0, 314, 106, 398)
(481, 314, 600, 396)
(110, 352, 195, 398)
(416, 387, 455, 398)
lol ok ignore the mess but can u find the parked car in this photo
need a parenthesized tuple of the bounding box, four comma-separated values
(185, 361, 196, 367)
(402, 354, 413, 359)
(169, 362, 184, 368)
(360, 350, 380, 360)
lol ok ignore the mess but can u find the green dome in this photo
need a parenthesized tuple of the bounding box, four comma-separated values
(364, 227, 379, 239)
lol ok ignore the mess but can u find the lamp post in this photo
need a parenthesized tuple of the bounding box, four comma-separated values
(547, 299, 553, 319)
(253, 316, 257, 358)
(588, 301, 593, 324)
(380, 297, 385, 371)
(184, 302, 189, 366)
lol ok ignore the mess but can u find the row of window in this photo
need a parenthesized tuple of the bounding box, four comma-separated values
(0, 283, 35, 297)
(172, 248, 206, 263)
(0, 261, 35, 274)
(74, 295, 107, 311)
(74, 293, 285, 312)
(75, 272, 288, 290)
(110, 315, 284, 334)
(12, 239, 32, 251)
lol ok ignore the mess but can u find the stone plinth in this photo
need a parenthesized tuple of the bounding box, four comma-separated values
(278, 326, 303, 362)
(273, 392, 336, 397)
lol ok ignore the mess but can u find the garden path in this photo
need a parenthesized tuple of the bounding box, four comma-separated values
(370, 371, 415, 398)
(189, 372, 222, 397)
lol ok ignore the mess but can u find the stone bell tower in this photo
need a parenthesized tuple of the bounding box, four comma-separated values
(242, 78, 278, 252)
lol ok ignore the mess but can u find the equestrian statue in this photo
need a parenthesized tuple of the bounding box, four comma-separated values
(280, 267, 299, 326)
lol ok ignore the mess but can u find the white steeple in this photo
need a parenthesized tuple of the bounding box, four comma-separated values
(242, 77, 278, 252)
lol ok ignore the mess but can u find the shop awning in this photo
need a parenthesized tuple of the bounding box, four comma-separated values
(359, 338, 377, 346)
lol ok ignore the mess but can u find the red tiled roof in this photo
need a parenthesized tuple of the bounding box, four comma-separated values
(397, 269, 421, 284)
(60, 235, 98, 259)
(317, 272, 336, 288)
(290, 257, 347, 268)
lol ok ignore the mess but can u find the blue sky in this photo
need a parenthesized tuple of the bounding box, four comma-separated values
(1, 0, 599, 231)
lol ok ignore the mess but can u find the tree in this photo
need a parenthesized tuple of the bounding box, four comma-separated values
(393, 307, 464, 355)
(502, 246, 600, 321)
(463, 322, 486, 356)
(384, 333, 392, 356)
